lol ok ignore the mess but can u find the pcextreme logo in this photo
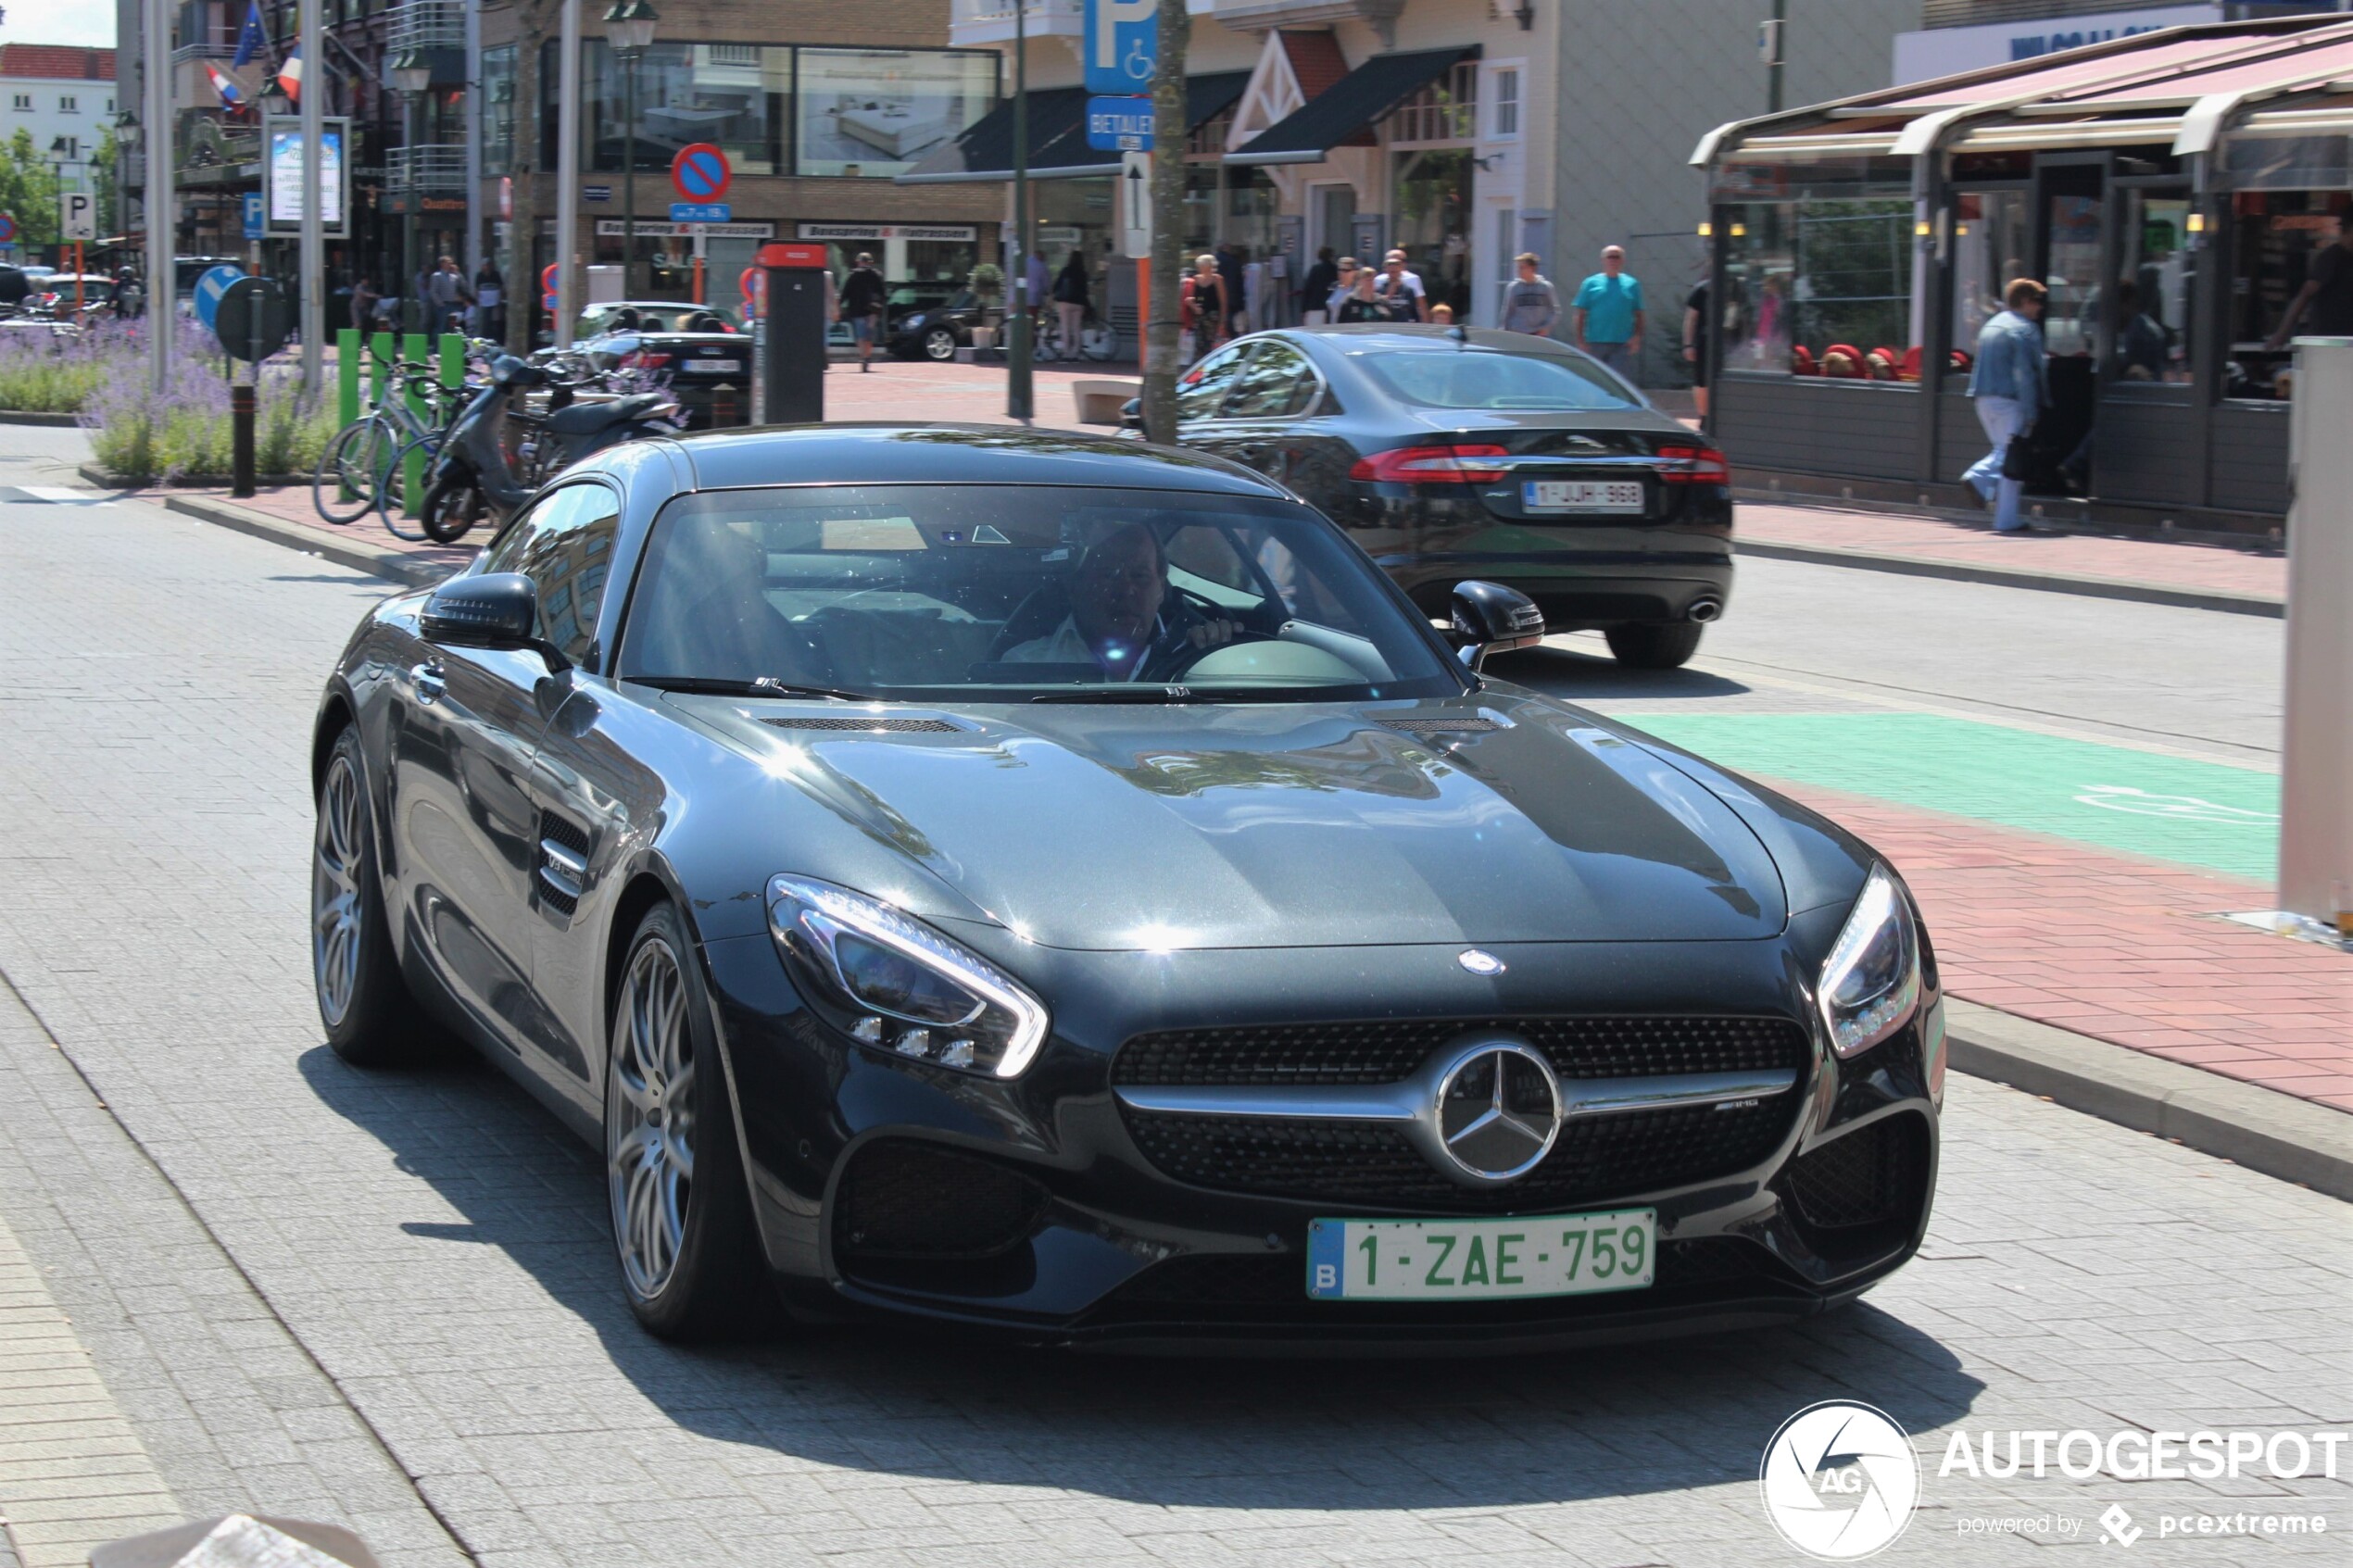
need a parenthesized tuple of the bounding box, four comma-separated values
(1759, 1400, 1921, 1560)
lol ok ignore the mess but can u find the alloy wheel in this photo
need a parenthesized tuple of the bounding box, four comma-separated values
(925, 328, 958, 361)
(609, 937, 698, 1300)
(310, 753, 365, 1028)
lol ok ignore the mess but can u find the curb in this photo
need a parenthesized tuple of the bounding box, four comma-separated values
(159, 493, 457, 589)
(0, 408, 83, 426)
(1945, 999, 2353, 1201)
(1734, 536, 2284, 619)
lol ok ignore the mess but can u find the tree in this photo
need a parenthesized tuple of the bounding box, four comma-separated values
(1142, 0, 1189, 444)
(0, 129, 62, 255)
(503, 0, 564, 354)
(92, 127, 119, 240)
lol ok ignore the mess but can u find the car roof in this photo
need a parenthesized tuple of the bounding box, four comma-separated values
(1282, 323, 1588, 358)
(615, 423, 1292, 496)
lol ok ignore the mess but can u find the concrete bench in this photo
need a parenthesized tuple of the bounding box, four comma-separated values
(1073, 378, 1141, 425)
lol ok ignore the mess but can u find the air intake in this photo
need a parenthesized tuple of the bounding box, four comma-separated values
(761, 716, 962, 733)
(1377, 717, 1500, 734)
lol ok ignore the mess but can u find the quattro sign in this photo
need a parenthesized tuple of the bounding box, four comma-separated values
(1082, 0, 1157, 95)
(1086, 95, 1152, 151)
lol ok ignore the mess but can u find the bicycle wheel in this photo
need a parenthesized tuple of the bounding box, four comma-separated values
(1080, 320, 1118, 362)
(374, 435, 440, 543)
(311, 419, 389, 525)
(1033, 320, 1063, 363)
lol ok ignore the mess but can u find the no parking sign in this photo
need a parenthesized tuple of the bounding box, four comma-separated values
(0, 213, 18, 246)
(671, 144, 731, 203)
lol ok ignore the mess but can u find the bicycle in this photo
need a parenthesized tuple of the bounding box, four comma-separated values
(310, 354, 471, 527)
(1035, 309, 1118, 363)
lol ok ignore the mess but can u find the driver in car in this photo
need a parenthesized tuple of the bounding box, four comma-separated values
(1004, 521, 1239, 681)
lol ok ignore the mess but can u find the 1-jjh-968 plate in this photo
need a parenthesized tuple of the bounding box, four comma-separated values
(1305, 1208, 1657, 1301)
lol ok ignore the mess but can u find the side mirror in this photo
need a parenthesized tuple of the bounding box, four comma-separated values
(1119, 396, 1143, 432)
(419, 572, 571, 671)
(1450, 581, 1545, 671)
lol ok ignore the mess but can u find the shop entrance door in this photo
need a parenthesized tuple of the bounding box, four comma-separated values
(2033, 160, 2108, 493)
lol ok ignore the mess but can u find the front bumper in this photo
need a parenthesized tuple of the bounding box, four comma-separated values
(700, 923, 1942, 1350)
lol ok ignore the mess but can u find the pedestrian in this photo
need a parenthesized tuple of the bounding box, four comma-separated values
(1215, 243, 1246, 337)
(839, 251, 887, 372)
(1372, 249, 1428, 322)
(1024, 246, 1050, 328)
(1334, 267, 1382, 324)
(1325, 256, 1362, 318)
(1964, 277, 2048, 533)
(1571, 245, 1645, 378)
(1181, 254, 1228, 361)
(350, 275, 379, 333)
(2265, 208, 2353, 346)
(1051, 250, 1089, 358)
(473, 257, 505, 343)
(1430, 303, 1454, 325)
(1498, 252, 1560, 338)
(1299, 246, 1338, 325)
(1681, 272, 1711, 417)
(427, 257, 473, 334)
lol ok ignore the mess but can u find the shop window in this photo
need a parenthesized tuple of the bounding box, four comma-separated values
(1395, 149, 1475, 317)
(2116, 191, 2190, 383)
(586, 41, 785, 176)
(2043, 190, 2104, 358)
(2225, 189, 2352, 402)
(1950, 190, 2030, 371)
(1720, 197, 1913, 379)
(481, 44, 516, 176)
(794, 47, 998, 178)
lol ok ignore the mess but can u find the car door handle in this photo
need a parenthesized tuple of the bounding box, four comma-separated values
(408, 661, 447, 706)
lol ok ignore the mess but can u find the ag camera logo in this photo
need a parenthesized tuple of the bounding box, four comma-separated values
(1760, 1400, 1921, 1560)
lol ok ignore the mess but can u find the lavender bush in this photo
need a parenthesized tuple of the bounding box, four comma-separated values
(78, 318, 338, 485)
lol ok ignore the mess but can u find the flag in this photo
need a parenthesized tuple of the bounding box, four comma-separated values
(277, 45, 302, 105)
(205, 60, 245, 109)
(232, 0, 267, 69)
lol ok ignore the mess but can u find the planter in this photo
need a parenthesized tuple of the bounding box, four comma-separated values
(970, 326, 999, 351)
(0, 408, 85, 426)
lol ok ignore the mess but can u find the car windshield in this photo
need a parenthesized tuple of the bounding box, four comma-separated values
(618, 484, 1462, 702)
(1358, 348, 1641, 412)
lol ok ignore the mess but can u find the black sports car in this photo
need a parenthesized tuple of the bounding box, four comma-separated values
(310, 425, 1942, 1351)
(887, 289, 993, 362)
(1148, 325, 1733, 670)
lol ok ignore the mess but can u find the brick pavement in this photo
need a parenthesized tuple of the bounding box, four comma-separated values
(0, 493, 2346, 1566)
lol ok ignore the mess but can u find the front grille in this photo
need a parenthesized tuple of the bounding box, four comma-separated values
(761, 716, 961, 733)
(1123, 1098, 1796, 1213)
(834, 1140, 1049, 1261)
(1782, 1115, 1929, 1234)
(1113, 1016, 1807, 1088)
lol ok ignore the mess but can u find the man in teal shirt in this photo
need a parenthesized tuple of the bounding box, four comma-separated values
(1572, 245, 1645, 380)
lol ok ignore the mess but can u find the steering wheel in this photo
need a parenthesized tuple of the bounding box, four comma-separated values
(1146, 622, 1281, 683)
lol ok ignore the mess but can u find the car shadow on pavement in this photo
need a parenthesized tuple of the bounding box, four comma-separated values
(301, 1043, 1983, 1512)
(1482, 644, 1751, 704)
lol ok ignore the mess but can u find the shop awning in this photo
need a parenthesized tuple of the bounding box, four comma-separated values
(1224, 46, 1476, 166)
(896, 72, 1252, 184)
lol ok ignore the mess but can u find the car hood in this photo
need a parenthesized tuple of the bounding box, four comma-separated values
(671, 691, 1787, 951)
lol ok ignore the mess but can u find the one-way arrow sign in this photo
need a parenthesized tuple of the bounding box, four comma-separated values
(1120, 150, 1151, 259)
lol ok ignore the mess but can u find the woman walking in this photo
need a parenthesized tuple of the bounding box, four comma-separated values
(1051, 252, 1089, 358)
(1181, 254, 1229, 362)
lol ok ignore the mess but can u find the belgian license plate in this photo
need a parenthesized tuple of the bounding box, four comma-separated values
(1306, 1208, 1656, 1300)
(693, 358, 743, 374)
(1524, 479, 1644, 513)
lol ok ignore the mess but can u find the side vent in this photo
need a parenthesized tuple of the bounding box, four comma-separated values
(761, 716, 962, 734)
(536, 812, 590, 917)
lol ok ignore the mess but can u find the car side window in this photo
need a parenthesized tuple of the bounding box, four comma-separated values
(484, 483, 623, 667)
(1220, 341, 1312, 419)
(1176, 344, 1251, 422)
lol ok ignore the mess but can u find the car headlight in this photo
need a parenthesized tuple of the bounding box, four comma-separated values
(1818, 865, 1922, 1059)
(767, 874, 1048, 1078)
(902, 313, 925, 330)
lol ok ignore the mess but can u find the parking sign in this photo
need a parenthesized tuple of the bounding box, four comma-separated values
(1082, 0, 1157, 95)
(63, 192, 95, 243)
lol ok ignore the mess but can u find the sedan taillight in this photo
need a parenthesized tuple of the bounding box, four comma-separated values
(623, 350, 673, 370)
(1349, 444, 1511, 484)
(1655, 444, 1731, 484)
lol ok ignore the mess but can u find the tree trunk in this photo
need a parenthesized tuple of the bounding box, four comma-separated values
(1142, 1, 1189, 445)
(504, 5, 555, 356)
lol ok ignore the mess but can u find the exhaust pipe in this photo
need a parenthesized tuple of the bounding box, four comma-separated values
(1687, 596, 1724, 623)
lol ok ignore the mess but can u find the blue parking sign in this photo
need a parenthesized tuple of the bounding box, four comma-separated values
(1085, 96, 1153, 151)
(242, 193, 265, 241)
(1082, 0, 1157, 95)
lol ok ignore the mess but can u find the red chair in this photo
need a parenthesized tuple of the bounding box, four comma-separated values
(1822, 344, 1864, 378)
(1865, 350, 1897, 381)
(1791, 345, 1819, 376)
(1898, 346, 1923, 383)
(1948, 348, 1973, 373)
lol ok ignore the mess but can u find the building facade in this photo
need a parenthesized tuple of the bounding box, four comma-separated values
(919, 0, 1906, 384)
(0, 43, 117, 226)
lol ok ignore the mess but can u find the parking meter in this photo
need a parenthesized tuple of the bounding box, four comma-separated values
(755, 243, 829, 425)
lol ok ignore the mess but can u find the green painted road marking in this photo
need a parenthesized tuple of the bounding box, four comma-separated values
(1617, 711, 2279, 882)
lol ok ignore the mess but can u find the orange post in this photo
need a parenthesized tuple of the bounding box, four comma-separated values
(693, 253, 705, 305)
(1136, 257, 1148, 363)
(73, 242, 82, 318)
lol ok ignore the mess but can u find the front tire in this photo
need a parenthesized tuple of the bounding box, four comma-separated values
(606, 903, 766, 1340)
(420, 470, 484, 545)
(1604, 621, 1705, 670)
(924, 327, 958, 361)
(313, 728, 447, 1066)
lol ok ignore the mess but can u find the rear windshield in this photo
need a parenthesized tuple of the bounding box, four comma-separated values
(618, 484, 1462, 703)
(1358, 349, 1640, 412)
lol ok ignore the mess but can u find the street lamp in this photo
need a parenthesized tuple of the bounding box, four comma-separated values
(602, 0, 659, 300)
(390, 49, 432, 332)
(45, 136, 69, 262)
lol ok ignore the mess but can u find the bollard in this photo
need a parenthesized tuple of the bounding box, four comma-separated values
(711, 383, 738, 430)
(2278, 335, 2353, 928)
(230, 383, 257, 498)
(401, 332, 429, 516)
(336, 328, 360, 428)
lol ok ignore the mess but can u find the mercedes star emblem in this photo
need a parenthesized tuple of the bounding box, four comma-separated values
(1456, 948, 1506, 976)
(1432, 1041, 1562, 1184)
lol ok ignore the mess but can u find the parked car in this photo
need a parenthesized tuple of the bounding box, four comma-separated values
(1143, 324, 1734, 669)
(309, 423, 1941, 1348)
(575, 326, 751, 431)
(887, 289, 995, 362)
(575, 300, 742, 340)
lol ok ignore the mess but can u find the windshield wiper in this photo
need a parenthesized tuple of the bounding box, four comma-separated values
(1026, 687, 1205, 704)
(632, 675, 880, 703)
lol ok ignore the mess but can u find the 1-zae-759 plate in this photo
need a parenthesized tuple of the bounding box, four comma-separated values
(1306, 1209, 1657, 1300)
